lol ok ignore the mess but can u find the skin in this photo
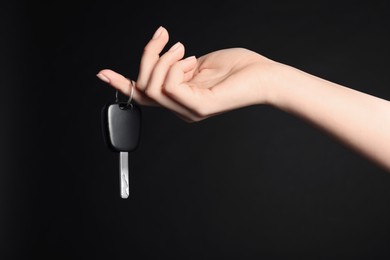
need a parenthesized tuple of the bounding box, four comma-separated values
(97, 26, 390, 171)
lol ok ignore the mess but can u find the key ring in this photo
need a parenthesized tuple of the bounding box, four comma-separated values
(116, 79, 135, 109)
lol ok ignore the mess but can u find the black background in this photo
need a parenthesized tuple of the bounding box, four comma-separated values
(1, 1, 390, 259)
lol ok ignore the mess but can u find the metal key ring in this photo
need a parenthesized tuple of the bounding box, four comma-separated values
(116, 79, 135, 109)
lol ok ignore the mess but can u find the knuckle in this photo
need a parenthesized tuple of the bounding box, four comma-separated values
(143, 44, 154, 54)
(163, 83, 174, 95)
(154, 58, 171, 71)
(194, 104, 210, 118)
(145, 87, 159, 99)
(135, 81, 146, 91)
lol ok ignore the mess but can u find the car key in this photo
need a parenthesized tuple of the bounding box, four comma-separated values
(101, 83, 141, 198)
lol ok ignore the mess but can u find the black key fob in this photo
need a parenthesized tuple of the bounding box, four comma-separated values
(101, 102, 141, 152)
(101, 83, 141, 198)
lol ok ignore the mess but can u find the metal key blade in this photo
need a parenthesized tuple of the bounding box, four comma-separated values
(120, 152, 129, 198)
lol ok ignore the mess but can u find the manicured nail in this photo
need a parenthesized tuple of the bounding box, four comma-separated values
(96, 73, 110, 83)
(152, 26, 163, 39)
(184, 55, 196, 61)
(169, 42, 181, 52)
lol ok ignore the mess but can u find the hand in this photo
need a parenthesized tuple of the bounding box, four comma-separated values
(97, 27, 390, 171)
(97, 26, 279, 122)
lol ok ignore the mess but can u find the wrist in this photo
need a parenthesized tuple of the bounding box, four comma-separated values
(249, 57, 299, 108)
(262, 62, 310, 110)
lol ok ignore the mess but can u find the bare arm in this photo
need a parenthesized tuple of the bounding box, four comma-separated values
(269, 64, 390, 170)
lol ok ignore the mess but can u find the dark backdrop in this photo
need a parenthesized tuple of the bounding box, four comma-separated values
(1, 1, 390, 259)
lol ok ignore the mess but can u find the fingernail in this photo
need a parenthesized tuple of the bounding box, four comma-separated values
(96, 73, 110, 83)
(184, 55, 196, 61)
(152, 26, 163, 39)
(169, 42, 181, 52)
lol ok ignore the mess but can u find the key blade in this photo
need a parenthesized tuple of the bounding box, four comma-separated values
(120, 152, 129, 198)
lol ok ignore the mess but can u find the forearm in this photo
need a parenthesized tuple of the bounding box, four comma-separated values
(268, 63, 390, 171)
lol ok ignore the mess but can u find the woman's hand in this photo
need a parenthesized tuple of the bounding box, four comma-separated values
(97, 26, 279, 122)
(97, 26, 390, 170)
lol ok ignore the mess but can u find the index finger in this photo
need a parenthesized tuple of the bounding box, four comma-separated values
(136, 26, 169, 90)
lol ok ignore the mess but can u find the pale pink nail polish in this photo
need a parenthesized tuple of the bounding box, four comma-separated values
(169, 42, 181, 52)
(96, 73, 110, 83)
(184, 55, 196, 61)
(152, 26, 163, 39)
